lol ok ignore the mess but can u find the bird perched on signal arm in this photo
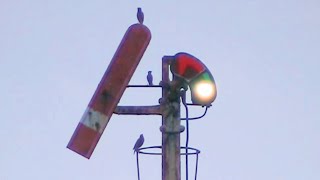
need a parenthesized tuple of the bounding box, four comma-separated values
(147, 71, 153, 86)
(133, 134, 144, 154)
(137, 7, 144, 24)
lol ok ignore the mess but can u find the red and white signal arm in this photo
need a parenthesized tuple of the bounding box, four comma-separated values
(67, 23, 151, 159)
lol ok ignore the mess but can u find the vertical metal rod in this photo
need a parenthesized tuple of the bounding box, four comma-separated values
(195, 154, 199, 180)
(136, 152, 140, 180)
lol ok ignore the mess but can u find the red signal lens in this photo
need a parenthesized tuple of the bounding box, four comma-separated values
(170, 53, 206, 82)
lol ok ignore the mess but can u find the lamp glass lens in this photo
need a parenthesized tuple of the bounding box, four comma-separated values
(190, 71, 217, 105)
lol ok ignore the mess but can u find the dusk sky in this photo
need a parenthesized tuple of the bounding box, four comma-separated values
(1, 0, 319, 179)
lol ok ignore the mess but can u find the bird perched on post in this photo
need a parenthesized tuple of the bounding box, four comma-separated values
(137, 7, 144, 24)
(133, 134, 144, 154)
(147, 71, 153, 86)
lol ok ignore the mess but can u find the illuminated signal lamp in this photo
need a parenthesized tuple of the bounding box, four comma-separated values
(170, 53, 217, 105)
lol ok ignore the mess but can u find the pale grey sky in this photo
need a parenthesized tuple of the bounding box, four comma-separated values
(1, 0, 320, 180)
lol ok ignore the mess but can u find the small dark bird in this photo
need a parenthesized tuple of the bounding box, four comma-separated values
(137, 7, 144, 24)
(133, 134, 144, 154)
(147, 71, 153, 86)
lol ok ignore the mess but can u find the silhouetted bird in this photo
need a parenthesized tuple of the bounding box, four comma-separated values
(133, 134, 144, 154)
(137, 7, 144, 24)
(147, 71, 153, 86)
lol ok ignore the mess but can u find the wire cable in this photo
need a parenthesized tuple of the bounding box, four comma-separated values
(185, 103, 189, 180)
(181, 90, 189, 180)
(181, 106, 208, 121)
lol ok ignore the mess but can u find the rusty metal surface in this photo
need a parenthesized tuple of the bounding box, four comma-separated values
(161, 56, 182, 180)
(127, 85, 162, 88)
(88, 24, 151, 113)
(67, 23, 151, 159)
(114, 105, 162, 115)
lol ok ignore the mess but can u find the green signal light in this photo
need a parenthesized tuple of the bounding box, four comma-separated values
(189, 71, 217, 106)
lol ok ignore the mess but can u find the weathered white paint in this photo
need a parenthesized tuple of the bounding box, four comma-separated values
(80, 108, 109, 133)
